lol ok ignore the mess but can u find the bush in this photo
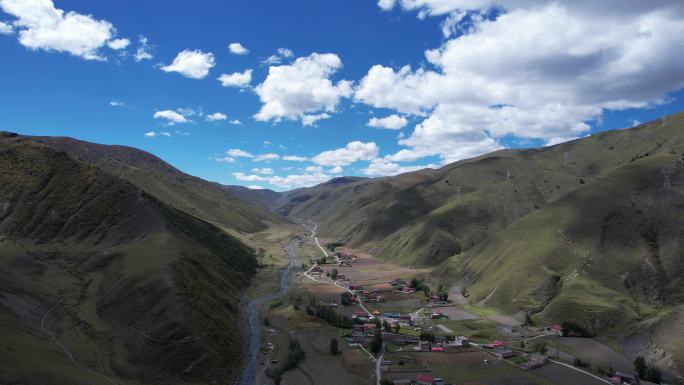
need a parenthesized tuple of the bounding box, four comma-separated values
(573, 358, 589, 368)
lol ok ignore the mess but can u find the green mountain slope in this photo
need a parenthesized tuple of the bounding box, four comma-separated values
(32, 135, 280, 233)
(0, 134, 256, 384)
(270, 111, 684, 379)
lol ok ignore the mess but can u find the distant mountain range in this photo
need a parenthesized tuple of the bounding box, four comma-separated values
(0, 132, 272, 384)
(260, 112, 684, 379)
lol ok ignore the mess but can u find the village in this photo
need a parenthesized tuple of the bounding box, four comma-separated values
(256, 227, 648, 385)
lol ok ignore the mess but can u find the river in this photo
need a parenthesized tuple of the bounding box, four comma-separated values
(239, 236, 299, 385)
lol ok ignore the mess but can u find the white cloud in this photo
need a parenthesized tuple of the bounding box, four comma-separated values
(254, 53, 353, 124)
(367, 114, 408, 129)
(227, 149, 254, 158)
(0, 20, 13, 34)
(545, 136, 580, 146)
(301, 113, 331, 126)
(107, 37, 129, 50)
(0, 0, 120, 60)
(206, 112, 227, 121)
(360, 1, 684, 164)
(109, 100, 124, 107)
(228, 42, 249, 55)
(218, 69, 252, 88)
(144, 131, 171, 138)
(252, 167, 274, 175)
(362, 158, 438, 176)
(329, 165, 344, 174)
(161, 49, 215, 79)
(631, 119, 641, 127)
(262, 47, 294, 65)
(254, 153, 280, 162)
(283, 155, 308, 162)
(229, 119, 242, 125)
(312, 141, 379, 166)
(214, 156, 235, 163)
(232, 172, 266, 182)
(153, 110, 188, 124)
(134, 35, 153, 61)
(247, 185, 264, 189)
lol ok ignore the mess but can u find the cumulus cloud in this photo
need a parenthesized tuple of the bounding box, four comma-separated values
(0, 20, 14, 34)
(262, 47, 294, 65)
(367, 114, 409, 129)
(107, 37, 129, 50)
(206, 112, 227, 121)
(218, 69, 252, 88)
(228, 42, 249, 55)
(361, 1, 684, 164)
(252, 167, 274, 175)
(283, 155, 309, 162)
(229, 119, 242, 125)
(362, 158, 438, 176)
(161, 49, 215, 79)
(144, 131, 171, 138)
(153, 110, 188, 124)
(254, 53, 353, 124)
(312, 141, 379, 166)
(227, 149, 254, 158)
(134, 35, 153, 61)
(254, 153, 280, 162)
(0, 0, 123, 60)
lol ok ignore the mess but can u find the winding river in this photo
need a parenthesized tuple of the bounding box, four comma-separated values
(239, 236, 299, 385)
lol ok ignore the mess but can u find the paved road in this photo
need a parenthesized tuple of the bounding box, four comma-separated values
(239, 239, 298, 385)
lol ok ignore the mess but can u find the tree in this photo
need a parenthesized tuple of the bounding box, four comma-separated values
(383, 320, 392, 333)
(341, 292, 351, 306)
(370, 327, 383, 356)
(634, 356, 647, 379)
(331, 268, 339, 280)
(380, 379, 395, 385)
(330, 338, 339, 355)
(438, 291, 449, 301)
(393, 323, 401, 333)
(535, 342, 548, 355)
(410, 278, 419, 289)
(524, 312, 534, 326)
(646, 365, 662, 383)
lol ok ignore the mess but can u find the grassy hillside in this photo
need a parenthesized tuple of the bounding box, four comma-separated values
(0, 134, 257, 384)
(270, 111, 684, 379)
(32, 135, 280, 233)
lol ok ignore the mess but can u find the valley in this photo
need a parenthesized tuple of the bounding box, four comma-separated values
(0, 112, 683, 385)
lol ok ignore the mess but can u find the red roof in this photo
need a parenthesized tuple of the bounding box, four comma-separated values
(551, 323, 563, 331)
(363, 323, 376, 328)
(431, 347, 445, 352)
(355, 310, 368, 317)
(492, 340, 508, 347)
(416, 374, 434, 381)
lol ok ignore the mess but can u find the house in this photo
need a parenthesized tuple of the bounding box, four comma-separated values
(415, 374, 434, 385)
(429, 311, 446, 319)
(543, 323, 563, 336)
(449, 336, 469, 347)
(431, 347, 445, 352)
(354, 310, 369, 319)
(337, 274, 346, 280)
(384, 333, 420, 345)
(363, 323, 377, 334)
(611, 372, 640, 385)
(433, 378, 445, 385)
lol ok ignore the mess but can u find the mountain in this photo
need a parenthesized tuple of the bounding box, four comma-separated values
(31, 135, 281, 233)
(0, 133, 257, 384)
(272, 112, 684, 377)
(224, 185, 283, 211)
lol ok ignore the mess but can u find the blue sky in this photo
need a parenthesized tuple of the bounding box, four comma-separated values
(2, 1, 684, 190)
